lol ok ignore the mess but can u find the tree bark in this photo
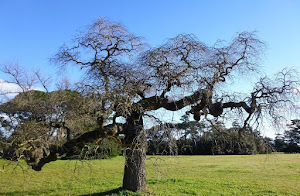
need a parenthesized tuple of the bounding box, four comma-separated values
(122, 138, 147, 192)
(122, 113, 147, 192)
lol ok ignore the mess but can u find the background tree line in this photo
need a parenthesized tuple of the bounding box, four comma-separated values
(274, 119, 300, 153)
(148, 117, 300, 155)
(2, 100, 298, 159)
(147, 116, 274, 155)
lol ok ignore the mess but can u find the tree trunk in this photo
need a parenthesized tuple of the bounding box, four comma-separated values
(122, 138, 147, 192)
(122, 113, 147, 192)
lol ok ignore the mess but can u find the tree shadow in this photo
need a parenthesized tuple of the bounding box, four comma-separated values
(3, 188, 131, 196)
(80, 187, 124, 196)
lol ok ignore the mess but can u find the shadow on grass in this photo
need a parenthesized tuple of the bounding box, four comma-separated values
(1, 187, 142, 196)
(80, 188, 122, 196)
(81, 187, 142, 196)
(0, 190, 52, 196)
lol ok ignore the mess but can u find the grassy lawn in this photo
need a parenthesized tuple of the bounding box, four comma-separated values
(0, 154, 300, 195)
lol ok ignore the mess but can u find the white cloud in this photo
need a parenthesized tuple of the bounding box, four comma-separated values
(0, 79, 41, 101)
(0, 79, 22, 99)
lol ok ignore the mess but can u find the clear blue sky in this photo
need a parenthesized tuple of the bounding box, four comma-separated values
(0, 0, 299, 136)
(1, 0, 299, 78)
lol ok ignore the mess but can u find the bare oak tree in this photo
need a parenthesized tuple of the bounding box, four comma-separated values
(1, 18, 299, 192)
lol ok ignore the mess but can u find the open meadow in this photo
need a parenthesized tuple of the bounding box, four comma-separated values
(0, 154, 300, 195)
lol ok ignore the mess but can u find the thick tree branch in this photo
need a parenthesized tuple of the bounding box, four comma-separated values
(139, 89, 210, 111)
(29, 123, 124, 171)
(222, 101, 252, 113)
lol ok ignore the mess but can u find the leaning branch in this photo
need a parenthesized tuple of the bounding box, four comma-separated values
(29, 123, 124, 171)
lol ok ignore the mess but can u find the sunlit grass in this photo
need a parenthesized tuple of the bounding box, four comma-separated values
(146, 154, 300, 195)
(0, 154, 300, 195)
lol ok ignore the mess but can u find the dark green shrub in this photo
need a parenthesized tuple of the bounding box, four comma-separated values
(79, 137, 122, 159)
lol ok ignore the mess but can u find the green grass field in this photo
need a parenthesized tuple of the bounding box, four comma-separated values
(0, 154, 300, 195)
